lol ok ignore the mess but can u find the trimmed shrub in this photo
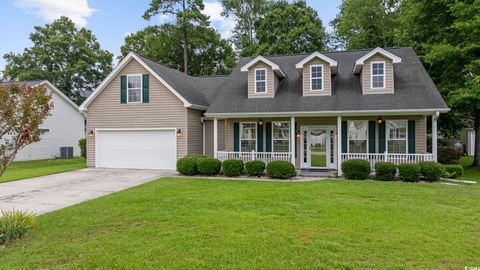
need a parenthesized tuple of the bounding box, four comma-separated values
(0, 210, 36, 245)
(341, 159, 371, 180)
(442, 164, 464, 179)
(266, 161, 296, 179)
(78, 138, 86, 159)
(374, 162, 397, 181)
(438, 146, 462, 164)
(222, 160, 244, 177)
(420, 161, 445, 182)
(245, 160, 265, 177)
(398, 163, 421, 182)
(197, 157, 221, 176)
(176, 157, 198, 176)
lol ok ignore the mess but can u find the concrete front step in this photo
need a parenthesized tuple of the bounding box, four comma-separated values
(299, 169, 338, 178)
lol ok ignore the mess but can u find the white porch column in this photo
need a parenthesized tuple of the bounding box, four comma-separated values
(290, 116, 296, 165)
(214, 118, 218, 159)
(337, 116, 342, 176)
(432, 113, 438, 161)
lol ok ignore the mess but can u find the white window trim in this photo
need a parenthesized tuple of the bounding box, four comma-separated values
(240, 122, 257, 152)
(254, 68, 267, 93)
(310, 64, 324, 92)
(271, 121, 291, 152)
(386, 120, 408, 154)
(347, 120, 369, 153)
(127, 74, 143, 103)
(370, 61, 386, 89)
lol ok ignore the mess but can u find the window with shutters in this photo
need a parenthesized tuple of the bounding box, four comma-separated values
(272, 122, 290, 152)
(310, 65, 323, 91)
(240, 122, 257, 152)
(387, 120, 407, 153)
(371, 61, 385, 88)
(127, 74, 142, 103)
(348, 120, 368, 153)
(254, 68, 267, 93)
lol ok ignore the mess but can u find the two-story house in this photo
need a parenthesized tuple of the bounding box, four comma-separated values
(79, 47, 449, 176)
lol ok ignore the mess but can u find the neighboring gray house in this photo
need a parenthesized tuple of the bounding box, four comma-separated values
(80, 47, 449, 175)
(2, 80, 85, 161)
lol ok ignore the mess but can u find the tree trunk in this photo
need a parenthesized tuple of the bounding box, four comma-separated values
(473, 109, 480, 167)
(182, 0, 188, 74)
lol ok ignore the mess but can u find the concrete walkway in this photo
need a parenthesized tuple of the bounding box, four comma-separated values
(0, 168, 175, 215)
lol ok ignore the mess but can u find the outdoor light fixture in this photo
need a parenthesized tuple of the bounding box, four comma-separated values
(177, 129, 182, 136)
(377, 116, 384, 124)
(296, 130, 301, 138)
(258, 118, 264, 125)
(88, 129, 95, 137)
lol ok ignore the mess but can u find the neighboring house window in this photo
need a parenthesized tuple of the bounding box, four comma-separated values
(240, 122, 257, 152)
(348, 120, 368, 153)
(255, 68, 267, 93)
(310, 65, 323, 91)
(371, 62, 385, 88)
(127, 74, 142, 103)
(272, 122, 290, 152)
(387, 120, 407, 153)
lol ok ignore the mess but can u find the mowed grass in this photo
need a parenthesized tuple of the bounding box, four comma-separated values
(0, 178, 479, 269)
(460, 156, 480, 181)
(0, 158, 86, 183)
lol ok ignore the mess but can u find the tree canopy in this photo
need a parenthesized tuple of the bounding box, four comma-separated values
(3, 16, 113, 104)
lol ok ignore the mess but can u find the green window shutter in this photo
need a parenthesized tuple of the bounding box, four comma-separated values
(294, 123, 298, 158)
(265, 122, 272, 152)
(368, 121, 376, 153)
(408, 120, 416, 153)
(379, 122, 386, 153)
(257, 124, 263, 152)
(142, 74, 149, 103)
(233, 123, 240, 152)
(341, 121, 348, 153)
(120, 75, 127, 104)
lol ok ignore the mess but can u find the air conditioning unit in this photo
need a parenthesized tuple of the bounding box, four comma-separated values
(60, 147, 74, 159)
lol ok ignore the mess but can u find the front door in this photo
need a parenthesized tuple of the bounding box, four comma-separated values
(301, 127, 336, 169)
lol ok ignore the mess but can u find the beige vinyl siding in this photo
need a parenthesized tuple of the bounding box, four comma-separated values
(204, 119, 226, 157)
(362, 54, 394, 94)
(247, 62, 276, 98)
(302, 58, 332, 96)
(86, 59, 188, 167)
(187, 108, 204, 155)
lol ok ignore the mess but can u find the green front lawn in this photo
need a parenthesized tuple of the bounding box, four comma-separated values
(1, 178, 479, 269)
(460, 156, 480, 181)
(0, 158, 86, 183)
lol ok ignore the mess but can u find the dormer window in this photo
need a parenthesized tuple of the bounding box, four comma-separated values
(310, 65, 323, 91)
(371, 62, 385, 88)
(255, 68, 267, 93)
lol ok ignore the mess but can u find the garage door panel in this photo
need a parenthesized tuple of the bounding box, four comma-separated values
(96, 130, 176, 170)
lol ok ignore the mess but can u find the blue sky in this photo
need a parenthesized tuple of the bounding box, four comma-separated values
(0, 0, 342, 70)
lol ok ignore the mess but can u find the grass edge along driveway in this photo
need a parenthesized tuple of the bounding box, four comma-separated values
(0, 177, 479, 269)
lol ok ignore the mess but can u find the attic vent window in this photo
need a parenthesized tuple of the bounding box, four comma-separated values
(127, 74, 142, 103)
(371, 62, 385, 88)
(255, 68, 267, 93)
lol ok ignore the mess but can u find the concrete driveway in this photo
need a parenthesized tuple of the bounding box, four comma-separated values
(0, 168, 175, 215)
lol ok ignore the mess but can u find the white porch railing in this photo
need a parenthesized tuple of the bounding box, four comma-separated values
(217, 151, 292, 164)
(341, 153, 435, 172)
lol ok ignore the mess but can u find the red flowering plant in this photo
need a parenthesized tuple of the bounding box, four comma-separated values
(0, 82, 52, 177)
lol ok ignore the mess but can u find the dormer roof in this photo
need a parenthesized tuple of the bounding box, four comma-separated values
(295, 52, 338, 74)
(240, 56, 286, 77)
(353, 47, 402, 74)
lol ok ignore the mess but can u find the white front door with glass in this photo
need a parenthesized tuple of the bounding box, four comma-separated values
(301, 126, 336, 169)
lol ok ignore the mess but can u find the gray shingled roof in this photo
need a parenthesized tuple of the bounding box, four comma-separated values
(205, 47, 449, 115)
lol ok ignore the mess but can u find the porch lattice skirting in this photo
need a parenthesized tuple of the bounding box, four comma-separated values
(341, 153, 435, 172)
(217, 151, 292, 164)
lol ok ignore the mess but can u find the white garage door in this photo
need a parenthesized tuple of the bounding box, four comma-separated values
(96, 129, 176, 170)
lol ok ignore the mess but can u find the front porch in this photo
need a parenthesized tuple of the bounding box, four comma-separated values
(208, 114, 439, 176)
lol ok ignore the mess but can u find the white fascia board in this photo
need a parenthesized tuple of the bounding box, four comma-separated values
(79, 52, 202, 112)
(354, 47, 402, 74)
(295, 52, 338, 74)
(36, 81, 81, 113)
(205, 108, 450, 118)
(240, 56, 286, 77)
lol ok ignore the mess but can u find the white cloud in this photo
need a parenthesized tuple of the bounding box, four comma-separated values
(159, 14, 170, 24)
(14, 0, 94, 27)
(202, 1, 235, 39)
